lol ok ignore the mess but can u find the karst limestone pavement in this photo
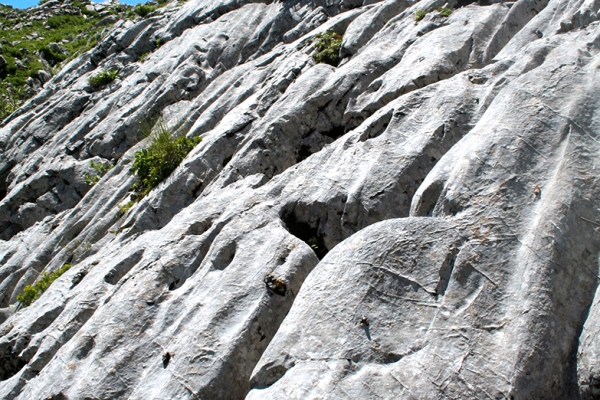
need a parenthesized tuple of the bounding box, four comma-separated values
(1, 0, 600, 398)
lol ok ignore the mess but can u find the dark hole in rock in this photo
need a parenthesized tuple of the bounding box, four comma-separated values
(0, 350, 27, 381)
(456, 0, 487, 6)
(212, 241, 236, 271)
(70, 270, 87, 288)
(264, 274, 287, 296)
(280, 211, 328, 259)
(435, 248, 459, 296)
(168, 279, 180, 291)
(257, 326, 266, 341)
(47, 393, 69, 400)
(321, 125, 345, 140)
(222, 154, 232, 167)
(296, 145, 312, 163)
(383, 352, 403, 363)
(162, 352, 171, 368)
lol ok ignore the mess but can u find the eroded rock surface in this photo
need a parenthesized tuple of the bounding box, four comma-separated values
(1, 0, 600, 398)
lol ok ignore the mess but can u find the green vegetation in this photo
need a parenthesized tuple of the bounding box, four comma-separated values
(312, 31, 343, 67)
(131, 119, 201, 200)
(0, 82, 24, 121)
(17, 263, 72, 307)
(414, 9, 427, 21)
(438, 7, 452, 17)
(0, 2, 132, 123)
(88, 68, 120, 89)
(134, 3, 156, 17)
(414, 7, 452, 22)
(85, 160, 113, 186)
(0, 0, 172, 123)
(118, 200, 135, 215)
(138, 52, 151, 62)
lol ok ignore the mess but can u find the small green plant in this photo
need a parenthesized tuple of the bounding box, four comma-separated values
(134, 3, 156, 18)
(131, 119, 201, 200)
(84, 160, 113, 186)
(437, 7, 452, 17)
(138, 52, 151, 62)
(414, 7, 452, 22)
(118, 200, 135, 215)
(88, 68, 120, 89)
(312, 31, 343, 67)
(0, 82, 24, 122)
(154, 37, 162, 49)
(17, 263, 72, 307)
(414, 9, 427, 21)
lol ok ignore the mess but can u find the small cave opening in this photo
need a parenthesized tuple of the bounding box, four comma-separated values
(0, 350, 28, 381)
(280, 209, 328, 260)
(455, 0, 488, 7)
(321, 125, 345, 140)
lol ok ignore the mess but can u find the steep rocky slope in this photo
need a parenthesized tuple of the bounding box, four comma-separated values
(1, 0, 600, 398)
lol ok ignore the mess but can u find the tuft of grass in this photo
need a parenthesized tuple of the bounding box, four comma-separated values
(312, 31, 343, 67)
(118, 200, 135, 216)
(88, 69, 120, 89)
(437, 7, 452, 17)
(85, 160, 113, 186)
(134, 3, 156, 17)
(131, 119, 201, 200)
(414, 9, 427, 21)
(138, 52, 151, 62)
(415, 7, 452, 22)
(17, 263, 72, 307)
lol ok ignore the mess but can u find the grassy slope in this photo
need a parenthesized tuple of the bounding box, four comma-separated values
(0, 0, 169, 121)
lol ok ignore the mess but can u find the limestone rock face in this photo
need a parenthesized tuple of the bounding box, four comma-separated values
(1, 0, 600, 398)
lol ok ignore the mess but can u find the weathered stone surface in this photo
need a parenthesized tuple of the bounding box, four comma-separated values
(0, 0, 600, 398)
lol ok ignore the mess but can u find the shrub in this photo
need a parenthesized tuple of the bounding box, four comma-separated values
(39, 45, 67, 65)
(131, 120, 201, 200)
(414, 9, 427, 21)
(17, 263, 72, 307)
(312, 31, 343, 67)
(134, 4, 156, 17)
(84, 160, 113, 186)
(88, 68, 120, 89)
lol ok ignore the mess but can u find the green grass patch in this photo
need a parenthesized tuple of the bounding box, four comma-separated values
(312, 31, 343, 67)
(138, 52, 151, 62)
(134, 3, 156, 17)
(118, 200, 135, 216)
(131, 119, 201, 200)
(414, 7, 452, 22)
(85, 160, 113, 186)
(17, 263, 72, 307)
(438, 7, 452, 17)
(414, 9, 427, 21)
(88, 69, 120, 89)
(0, 2, 130, 123)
